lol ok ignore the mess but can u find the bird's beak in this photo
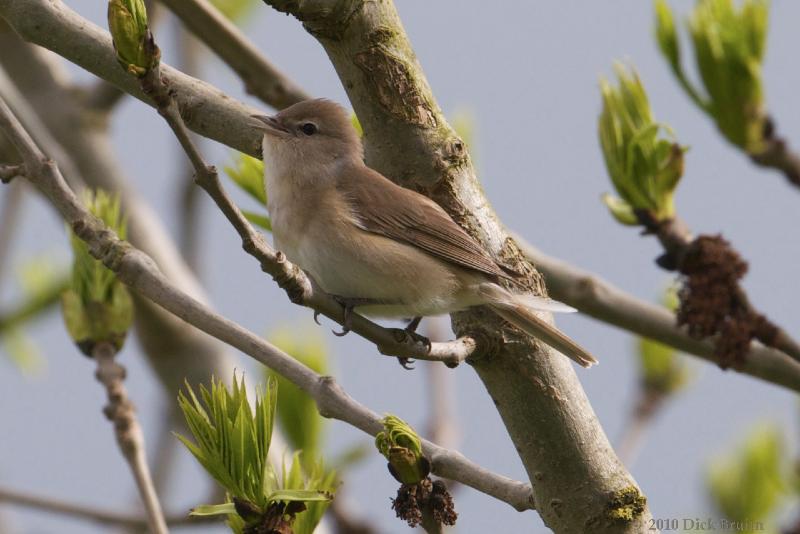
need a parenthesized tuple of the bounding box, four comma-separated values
(250, 114, 290, 137)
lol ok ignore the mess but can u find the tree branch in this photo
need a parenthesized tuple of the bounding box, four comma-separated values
(157, 0, 310, 109)
(0, 486, 207, 529)
(750, 117, 800, 190)
(91, 341, 168, 534)
(0, 96, 535, 513)
(258, 1, 650, 531)
(516, 236, 800, 392)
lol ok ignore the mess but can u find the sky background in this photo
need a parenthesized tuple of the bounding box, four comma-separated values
(1, 1, 799, 532)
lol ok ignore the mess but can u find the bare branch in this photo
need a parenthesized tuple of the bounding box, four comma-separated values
(157, 0, 310, 109)
(0, 97, 534, 513)
(0, 486, 208, 529)
(750, 117, 800, 190)
(91, 341, 168, 534)
(517, 235, 800, 392)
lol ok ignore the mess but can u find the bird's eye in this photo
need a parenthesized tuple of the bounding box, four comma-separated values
(300, 122, 317, 136)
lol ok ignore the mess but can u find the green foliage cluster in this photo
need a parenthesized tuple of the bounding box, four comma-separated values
(224, 153, 271, 231)
(655, 0, 769, 153)
(636, 288, 690, 395)
(0, 257, 68, 373)
(707, 425, 788, 533)
(210, 0, 258, 23)
(107, 0, 158, 77)
(267, 330, 328, 459)
(598, 65, 686, 227)
(177, 375, 335, 534)
(61, 190, 133, 355)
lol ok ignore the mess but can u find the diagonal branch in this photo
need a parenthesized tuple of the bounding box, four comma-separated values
(0, 96, 534, 513)
(517, 236, 800, 393)
(156, 0, 310, 109)
(0, 486, 209, 529)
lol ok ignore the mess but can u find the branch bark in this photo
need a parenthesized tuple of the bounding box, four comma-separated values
(517, 236, 800, 392)
(156, 0, 310, 109)
(0, 95, 535, 513)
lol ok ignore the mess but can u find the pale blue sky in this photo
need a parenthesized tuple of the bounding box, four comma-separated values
(2, 1, 799, 533)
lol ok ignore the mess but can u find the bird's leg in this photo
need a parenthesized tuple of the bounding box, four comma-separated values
(405, 316, 423, 333)
(330, 296, 380, 337)
(397, 316, 425, 370)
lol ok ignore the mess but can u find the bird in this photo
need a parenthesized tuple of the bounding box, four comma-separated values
(252, 98, 597, 368)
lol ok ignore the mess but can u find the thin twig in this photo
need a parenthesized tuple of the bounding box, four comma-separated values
(157, 0, 310, 109)
(137, 60, 475, 367)
(0, 486, 207, 529)
(0, 178, 23, 294)
(516, 235, 800, 392)
(616, 390, 664, 467)
(175, 29, 204, 272)
(0, 97, 535, 512)
(749, 117, 800, 190)
(92, 341, 169, 534)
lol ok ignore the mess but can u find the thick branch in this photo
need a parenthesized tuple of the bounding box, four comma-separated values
(0, 98, 534, 513)
(259, 1, 650, 531)
(157, 0, 310, 109)
(517, 236, 800, 392)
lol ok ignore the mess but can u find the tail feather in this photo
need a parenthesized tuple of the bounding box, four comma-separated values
(479, 283, 598, 368)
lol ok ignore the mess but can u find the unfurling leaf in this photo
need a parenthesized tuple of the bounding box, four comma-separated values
(598, 64, 686, 226)
(61, 190, 133, 356)
(655, 0, 769, 153)
(376, 415, 429, 485)
(107, 0, 159, 77)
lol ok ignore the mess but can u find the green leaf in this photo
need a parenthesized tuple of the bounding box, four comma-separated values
(225, 153, 266, 205)
(636, 286, 691, 395)
(598, 64, 685, 226)
(190, 503, 237, 516)
(658, 0, 769, 153)
(707, 424, 787, 529)
(266, 329, 328, 458)
(601, 194, 639, 226)
(209, 0, 257, 22)
(266, 489, 332, 503)
(242, 211, 271, 231)
(375, 415, 429, 484)
(177, 375, 336, 534)
(107, 0, 159, 77)
(61, 190, 133, 355)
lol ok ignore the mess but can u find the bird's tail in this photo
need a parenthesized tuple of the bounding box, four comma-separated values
(479, 283, 598, 368)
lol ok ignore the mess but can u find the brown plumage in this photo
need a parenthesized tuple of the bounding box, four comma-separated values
(253, 98, 597, 367)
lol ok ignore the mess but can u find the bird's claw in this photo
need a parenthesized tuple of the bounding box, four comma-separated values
(397, 357, 415, 370)
(313, 310, 322, 326)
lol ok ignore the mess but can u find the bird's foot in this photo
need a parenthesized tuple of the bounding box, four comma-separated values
(396, 318, 430, 370)
(330, 296, 376, 337)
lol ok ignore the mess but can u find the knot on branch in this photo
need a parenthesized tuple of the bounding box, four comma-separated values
(263, 0, 361, 41)
(271, 251, 311, 304)
(676, 234, 777, 368)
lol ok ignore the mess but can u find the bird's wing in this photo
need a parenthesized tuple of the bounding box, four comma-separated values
(340, 166, 511, 280)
